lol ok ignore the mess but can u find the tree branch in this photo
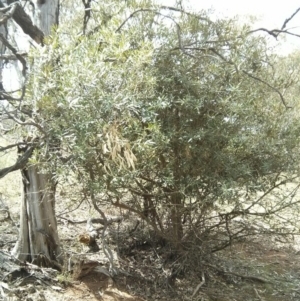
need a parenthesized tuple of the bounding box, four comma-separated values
(0, 33, 26, 76)
(242, 70, 290, 108)
(281, 7, 300, 30)
(248, 7, 300, 39)
(0, 2, 44, 44)
(116, 8, 155, 33)
(2, 106, 46, 135)
(248, 28, 300, 39)
(0, 1, 17, 25)
(0, 144, 35, 179)
(13, 3, 44, 44)
(0, 29, 26, 101)
(0, 52, 27, 60)
(0, 142, 28, 152)
(82, 0, 92, 35)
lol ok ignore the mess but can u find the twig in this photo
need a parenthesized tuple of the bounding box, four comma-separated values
(191, 271, 205, 298)
(248, 28, 280, 39)
(58, 216, 123, 225)
(2, 106, 46, 135)
(254, 287, 265, 301)
(57, 196, 86, 216)
(242, 70, 290, 108)
(116, 8, 156, 32)
(0, 142, 30, 152)
(248, 5, 300, 41)
(0, 33, 26, 76)
(281, 7, 300, 30)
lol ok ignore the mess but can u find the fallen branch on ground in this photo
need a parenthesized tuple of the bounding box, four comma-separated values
(204, 263, 271, 284)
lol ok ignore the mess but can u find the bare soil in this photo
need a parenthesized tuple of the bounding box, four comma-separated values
(1, 178, 300, 301)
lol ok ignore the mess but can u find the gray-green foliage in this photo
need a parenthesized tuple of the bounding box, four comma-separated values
(27, 0, 300, 247)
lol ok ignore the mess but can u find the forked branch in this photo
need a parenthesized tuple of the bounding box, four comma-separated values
(248, 7, 300, 39)
(0, 144, 35, 179)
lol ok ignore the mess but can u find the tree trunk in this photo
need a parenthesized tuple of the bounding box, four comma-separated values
(170, 192, 183, 245)
(0, 3, 6, 96)
(11, 0, 61, 267)
(12, 164, 62, 266)
(31, 0, 59, 36)
(170, 106, 184, 246)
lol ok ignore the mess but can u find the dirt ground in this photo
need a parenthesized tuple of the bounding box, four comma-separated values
(1, 170, 300, 301)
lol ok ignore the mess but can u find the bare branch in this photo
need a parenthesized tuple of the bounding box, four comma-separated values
(0, 33, 26, 76)
(248, 28, 300, 39)
(0, 2, 17, 25)
(248, 7, 300, 39)
(248, 27, 279, 39)
(159, 5, 211, 23)
(0, 142, 28, 152)
(116, 8, 155, 33)
(242, 70, 290, 109)
(0, 27, 27, 100)
(0, 2, 44, 44)
(0, 144, 35, 179)
(2, 106, 46, 135)
(191, 272, 205, 298)
(0, 52, 27, 60)
(116, 5, 211, 34)
(281, 7, 300, 30)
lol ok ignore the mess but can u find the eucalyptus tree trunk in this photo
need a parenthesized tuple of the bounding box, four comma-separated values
(12, 164, 62, 267)
(0, 3, 6, 95)
(11, 0, 62, 267)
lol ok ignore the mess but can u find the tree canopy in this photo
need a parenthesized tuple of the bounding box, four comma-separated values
(4, 0, 300, 252)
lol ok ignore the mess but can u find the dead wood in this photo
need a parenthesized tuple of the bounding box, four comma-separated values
(204, 263, 271, 284)
(0, 250, 59, 283)
(72, 259, 100, 280)
(0, 250, 25, 278)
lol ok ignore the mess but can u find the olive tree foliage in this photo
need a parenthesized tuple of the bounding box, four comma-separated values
(27, 0, 300, 250)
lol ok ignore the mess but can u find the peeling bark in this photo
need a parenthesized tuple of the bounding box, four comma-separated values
(11, 0, 61, 268)
(11, 164, 62, 266)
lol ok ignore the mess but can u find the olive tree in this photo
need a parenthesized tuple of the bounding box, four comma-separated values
(22, 0, 300, 253)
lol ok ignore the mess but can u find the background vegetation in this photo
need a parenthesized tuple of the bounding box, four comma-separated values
(2, 0, 300, 299)
(27, 0, 300, 247)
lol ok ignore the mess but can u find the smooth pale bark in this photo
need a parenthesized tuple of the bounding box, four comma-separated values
(31, 0, 59, 36)
(0, 6, 6, 92)
(12, 0, 61, 267)
(12, 165, 62, 265)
